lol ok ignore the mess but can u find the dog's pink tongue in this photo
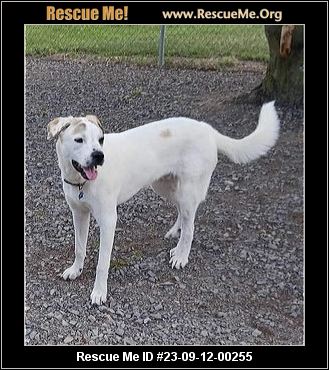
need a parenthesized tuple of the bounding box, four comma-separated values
(83, 167, 97, 180)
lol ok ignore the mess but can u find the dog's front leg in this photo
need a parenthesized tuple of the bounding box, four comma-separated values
(63, 204, 90, 280)
(91, 205, 117, 305)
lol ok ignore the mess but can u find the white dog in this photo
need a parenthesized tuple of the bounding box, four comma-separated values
(47, 102, 279, 305)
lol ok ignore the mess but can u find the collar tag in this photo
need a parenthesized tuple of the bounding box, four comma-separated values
(63, 178, 87, 200)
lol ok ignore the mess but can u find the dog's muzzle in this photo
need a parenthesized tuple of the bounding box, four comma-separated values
(72, 151, 104, 181)
(91, 151, 104, 166)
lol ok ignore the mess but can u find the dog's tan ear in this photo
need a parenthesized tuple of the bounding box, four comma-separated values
(47, 117, 71, 140)
(86, 115, 100, 125)
(86, 115, 106, 133)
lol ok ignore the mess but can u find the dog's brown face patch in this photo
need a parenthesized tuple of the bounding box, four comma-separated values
(160, 129, 172, 138)
(72, 122, 86, 135)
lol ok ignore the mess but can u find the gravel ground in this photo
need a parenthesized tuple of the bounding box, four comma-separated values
(25, 56, 304, 345)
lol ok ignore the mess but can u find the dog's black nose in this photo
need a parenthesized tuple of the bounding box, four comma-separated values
(92, 151, 104, 165)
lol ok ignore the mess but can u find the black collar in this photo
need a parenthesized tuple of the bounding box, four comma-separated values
(64, 178, 87, 190)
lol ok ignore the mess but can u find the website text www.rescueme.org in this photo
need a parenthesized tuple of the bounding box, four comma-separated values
(162, 8, 283, 22)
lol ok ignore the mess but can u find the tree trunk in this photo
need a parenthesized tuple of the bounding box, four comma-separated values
(257, 25, 304, 105)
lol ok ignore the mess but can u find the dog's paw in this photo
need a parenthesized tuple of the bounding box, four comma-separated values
(90, 286, 107, 305)
(165, 228, 180, 239)
(62, 264, 83, 280)
(169, 247, 189, 269)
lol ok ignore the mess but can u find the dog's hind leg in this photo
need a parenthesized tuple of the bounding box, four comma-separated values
(62, 204, 90, 280)
(168, 178, 202, 269)
(165, 205, 181, 239)
(151, 174, 182, 239)
(169, 172, 213, 269)
(169, 197, 198, 269)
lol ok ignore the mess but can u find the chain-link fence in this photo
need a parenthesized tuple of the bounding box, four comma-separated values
(25, 25, 268, 69)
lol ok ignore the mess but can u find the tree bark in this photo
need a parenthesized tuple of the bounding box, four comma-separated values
(257, 25, 304, 105)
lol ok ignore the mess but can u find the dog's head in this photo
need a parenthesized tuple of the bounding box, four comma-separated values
(47, 115, 105, 181)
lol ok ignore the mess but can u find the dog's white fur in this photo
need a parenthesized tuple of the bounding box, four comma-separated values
(47, 102, 280, 305)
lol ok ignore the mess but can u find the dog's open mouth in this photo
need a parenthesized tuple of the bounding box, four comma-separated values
(72, 160, 98, 181)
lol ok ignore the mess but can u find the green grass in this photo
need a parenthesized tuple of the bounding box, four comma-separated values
(110, 257, 129, 270)
(25, 25, 268, 65)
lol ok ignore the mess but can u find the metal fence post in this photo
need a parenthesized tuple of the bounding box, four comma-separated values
(158, 25, 166, 67)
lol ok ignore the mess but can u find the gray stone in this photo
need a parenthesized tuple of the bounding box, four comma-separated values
(64, 335, 74, 344)
(252, 329, 262, 337)
(115, 328, 124, 337)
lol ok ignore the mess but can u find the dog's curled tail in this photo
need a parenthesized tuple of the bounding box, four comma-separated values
(215, 101, 280, 164)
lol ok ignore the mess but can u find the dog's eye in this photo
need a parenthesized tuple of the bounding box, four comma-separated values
(74, 138, 83, 143)
(99, 137, 104, 145)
